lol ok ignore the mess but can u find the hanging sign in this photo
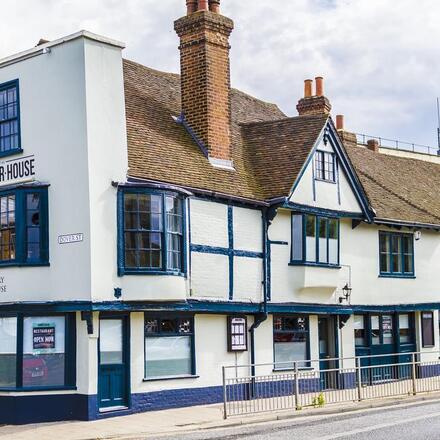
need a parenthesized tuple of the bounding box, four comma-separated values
(227, 316, 248, 352)
(33, 323, 56, 351)
(0, 155, 36, 186)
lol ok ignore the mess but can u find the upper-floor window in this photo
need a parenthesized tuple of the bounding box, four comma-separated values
(291, 213, 339, 267)
(314, 150, 335, 182)
(379, 231, 414, 277)
(0, 187, 48, 266)
(0, 81, 21, 157)
(119, 190, 185, 275)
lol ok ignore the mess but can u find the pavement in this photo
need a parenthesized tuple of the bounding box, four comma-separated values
(1, 392, 440, 440)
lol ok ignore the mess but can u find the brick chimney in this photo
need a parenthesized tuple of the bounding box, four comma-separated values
(175, 0, 234, 169)
(297, 77, 332, 116)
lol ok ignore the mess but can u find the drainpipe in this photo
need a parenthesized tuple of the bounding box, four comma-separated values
(248, 208, 272, 389)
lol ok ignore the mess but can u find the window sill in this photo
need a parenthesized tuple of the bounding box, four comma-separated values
(272, 367, 313, 372)
(119, 269, 185, 277)
(143, 374, 199, 382)
(0, 148, 23, 159)
(314, 177, 337, 185)
(289, 262, 341, 269)
(378, 274, 415, 279)
(0, 261, 50, 268)
(0, 385, 77, 392)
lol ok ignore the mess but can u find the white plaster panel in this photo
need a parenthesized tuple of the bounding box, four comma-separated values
(190, 199, 228, 248)
(233, 257, 262, 302)
(121, 276, 188, 302)
(289, 139, 362, 213)
(190, 252, 229, 299)
(233, 207, 262, 252)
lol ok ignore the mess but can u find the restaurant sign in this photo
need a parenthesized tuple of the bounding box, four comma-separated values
(0, 155, 36, 186)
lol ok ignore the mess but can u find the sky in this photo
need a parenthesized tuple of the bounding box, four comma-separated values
(3, 0, 440, 147)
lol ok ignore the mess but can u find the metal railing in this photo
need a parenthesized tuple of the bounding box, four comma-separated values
(222, 351, 440, 418)
(355, 133, 439, 156)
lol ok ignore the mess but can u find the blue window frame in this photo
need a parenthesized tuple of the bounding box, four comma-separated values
(0, 80, 21, 157)
(0, 313, 76, 391)
(291, 213, 340, 267)
(314, 150, 336, 182)
(0, 186, 48, 267)
(118, 189, 186, 276)
(273, 315, 310, 370)
(379, 231, 414, 277)
(144, 314, 195, 380)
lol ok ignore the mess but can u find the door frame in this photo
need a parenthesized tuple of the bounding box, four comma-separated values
(97, 313, 131, 411)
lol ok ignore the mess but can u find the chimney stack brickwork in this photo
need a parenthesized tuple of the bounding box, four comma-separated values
(297, 77, 332, 116)
(175, 6, 234, 165)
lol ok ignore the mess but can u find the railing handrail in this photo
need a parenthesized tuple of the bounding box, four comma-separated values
(223, 350, 440, 371)
(355, 133, 439, 156)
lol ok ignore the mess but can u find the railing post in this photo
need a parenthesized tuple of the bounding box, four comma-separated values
(294, 361, 299, 410)
(222, 366, 228, 419)
(356, 357, 362, 401)
(411, 353, 417, 396)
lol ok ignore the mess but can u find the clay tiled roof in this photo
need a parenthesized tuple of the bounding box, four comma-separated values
(124, 59, 287, 202)
(346, 145, 440, 225)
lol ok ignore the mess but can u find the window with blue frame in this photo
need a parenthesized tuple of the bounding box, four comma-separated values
(144, 315, 195, 379)
(314, 150, 335, 182)
(0, 81, 21, 156)
(291, 213, 339, 266)
(379, 232, 414, 277)
(0, 187, 48, 266)
(0, 313, 76, 390)
(119, 190, 185, 274)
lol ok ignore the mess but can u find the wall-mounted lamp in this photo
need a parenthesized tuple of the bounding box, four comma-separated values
(339, 283, 352, 304)
(114, 287, 122, 299)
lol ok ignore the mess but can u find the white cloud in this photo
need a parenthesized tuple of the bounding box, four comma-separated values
(2, 0, 440, 146)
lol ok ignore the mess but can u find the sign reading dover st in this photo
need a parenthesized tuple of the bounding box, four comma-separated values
(0, 155, 36, 186)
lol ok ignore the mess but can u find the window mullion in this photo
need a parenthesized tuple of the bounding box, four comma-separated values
(16, 190, 26, 264)
(162, 194, 167, 271)
(16, 314, 23, 389)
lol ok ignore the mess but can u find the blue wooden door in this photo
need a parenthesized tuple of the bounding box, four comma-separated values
(98, 317, 129, 409)
(318, 316, 338, 389)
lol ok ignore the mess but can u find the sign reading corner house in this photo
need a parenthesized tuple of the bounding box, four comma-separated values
(0, 155, 36, 186)
(58, 233, 84, 245)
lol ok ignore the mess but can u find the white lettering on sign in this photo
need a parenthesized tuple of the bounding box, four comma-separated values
(58, 233, 84, 245)
(0, 155, 36, 186)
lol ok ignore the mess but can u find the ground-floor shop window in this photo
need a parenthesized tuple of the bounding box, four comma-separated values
(422, 312, 435, 348)
(273, 315, 309, 369)
(144, 315, 194, 379)
(0, 313, 75, 390)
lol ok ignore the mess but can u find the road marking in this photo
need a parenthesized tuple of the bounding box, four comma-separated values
(318, 411, 440, 439)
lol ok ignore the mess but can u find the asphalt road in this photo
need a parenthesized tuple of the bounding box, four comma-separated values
(162, 400, 440, 440)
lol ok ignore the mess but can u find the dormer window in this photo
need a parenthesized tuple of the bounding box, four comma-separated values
(314, 150, 335, 182)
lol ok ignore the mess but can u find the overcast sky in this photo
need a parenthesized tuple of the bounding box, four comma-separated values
(3, 0, 440, 147)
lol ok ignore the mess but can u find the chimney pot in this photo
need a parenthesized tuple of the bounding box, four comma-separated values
(198, 0, 209, 11)
(304, 79, 313, 98)
(186, 0, 197, 14)
(367, 139, 380, 153)
(315, 76, 324, 97)
(336, 115, 344, 131)
(209, 0, 220, 13)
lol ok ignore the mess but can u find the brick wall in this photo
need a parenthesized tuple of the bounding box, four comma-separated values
(175, 11, 234, 163)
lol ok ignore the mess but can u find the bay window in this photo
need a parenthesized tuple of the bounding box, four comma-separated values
(0, 187, 48, 266)
(291, 213, 339, 267)
(144, 315, 195, 379)
(0, 314, 75, 390)
(119, 190, 185, 275)
(273, 315, 309, 369)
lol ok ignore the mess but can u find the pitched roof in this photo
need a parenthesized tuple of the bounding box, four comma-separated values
(346, 145, 440, 225)
(241, 115, 328, 200)
(124, 58, 288, 202)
